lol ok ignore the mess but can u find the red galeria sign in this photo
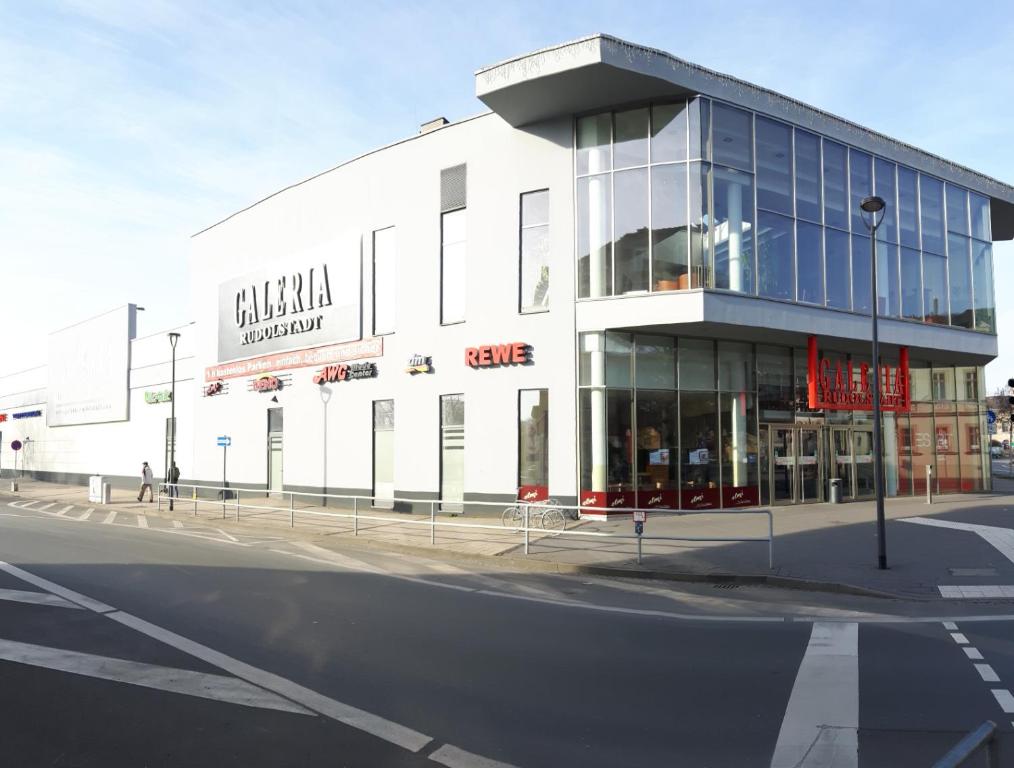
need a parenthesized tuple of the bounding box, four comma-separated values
(807, 336, 910, 412)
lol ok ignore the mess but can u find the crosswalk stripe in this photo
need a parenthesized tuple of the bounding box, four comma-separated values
(77, 509, 94, 521)
(770, 622, 858, 768)
(103, 511, 117, 525)
(992, 689, 1014, 713)
(0, 637, 313, 714)
(172, 520, 183, 529)
(37, 503, 56, 511)
(137, 515, 149, 529)
(19, 501, 40, 509)
(56, 505, 74, 516)
(0, 588, 83, 609)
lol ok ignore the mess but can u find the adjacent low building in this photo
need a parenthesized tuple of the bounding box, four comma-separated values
(2, 35, 1012, 516)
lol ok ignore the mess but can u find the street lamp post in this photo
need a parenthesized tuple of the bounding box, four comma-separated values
(168, 332, 180, 511)
(319, 385, 332, 507)
(860, 196, 888, 570)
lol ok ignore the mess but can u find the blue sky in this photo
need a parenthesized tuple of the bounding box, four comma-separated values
(1, 0, 1012, 390)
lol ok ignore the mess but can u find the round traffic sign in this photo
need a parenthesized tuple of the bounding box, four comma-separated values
(10, 440, 22, 451)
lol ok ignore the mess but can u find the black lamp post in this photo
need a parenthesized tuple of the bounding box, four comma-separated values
(168, 332, 180, 511)
(860, 195, 887, 570)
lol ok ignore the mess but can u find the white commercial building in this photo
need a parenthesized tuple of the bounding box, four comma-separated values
(2, 35, 1013, 515)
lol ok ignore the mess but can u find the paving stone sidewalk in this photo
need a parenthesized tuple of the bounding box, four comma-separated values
(4, 476, 1014, 599)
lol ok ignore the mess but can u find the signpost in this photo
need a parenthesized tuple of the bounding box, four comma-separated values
(217, 436, 231, 514)
(633, 509, 646, 563)
(10, 440, 22, 487)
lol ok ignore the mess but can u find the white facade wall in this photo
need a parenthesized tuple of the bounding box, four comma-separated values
(189, 114, 578, 503)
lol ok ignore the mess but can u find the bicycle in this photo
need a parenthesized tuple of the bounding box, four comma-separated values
(501, 497, 566, 534)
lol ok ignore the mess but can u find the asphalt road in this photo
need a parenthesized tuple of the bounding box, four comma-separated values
(1, 495, 1013, 767)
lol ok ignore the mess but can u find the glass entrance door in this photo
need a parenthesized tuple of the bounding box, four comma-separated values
(771, 428, 795, 504)
(798, 428, 820, 503)
(853, 429, 875, 498)
(760, 425, 824, 505)
(830, 428, 854, 499)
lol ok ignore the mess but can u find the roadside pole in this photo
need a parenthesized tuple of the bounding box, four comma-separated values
(217, 435, 231, 516)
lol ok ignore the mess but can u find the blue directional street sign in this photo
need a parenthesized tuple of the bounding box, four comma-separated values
(987, 410, 997, 425)
(217, 435, 232, 447)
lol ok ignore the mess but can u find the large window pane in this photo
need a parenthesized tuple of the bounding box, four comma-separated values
(518, 390, 549, 492)
(711, 166, 754, 293)
(441, 210, 466, 324)
(946, 184, 968, 235)
(690, 162, 708, 287)
(520, 190, 550, 312)
(797, 221, 824, 304)
(651, 164, 689, 289)
(972, 240, 995, 332)
(614, 108, 649, 169)
(608, 390, 634, 492)
(898, 166, 919, 249)
(874, 158, 898, 243)
(577, 175, 612, 298)
(957, 400, 984, 491)
(373, 227, 396, 335)
(900, 246, 923, 320)
(636, 391, 678, 500)
(795, 130, 821, 223)
(576, 113, 610, 175)
(920, 175, 945, 255)
(440, 394, 465, 510)
(757, 346, 793, 421)
(851, 234, 871, 314)
(971, 192, 991, 241)
(823, 140, 848, 230)
(948, 233, 973, 329)
(679, 338, 715, 390)
(373, 400, 394, 503)
(711, 103, 752, 171)
(579, 389, 605, 492)
(825, 228, 851, 310)
(757, 211, 794, 300)
(756, 116, 792, 215)
(721, 392, 757, 491)
(579, 332, 603, 386)
(876, 241, 900, 317)
(849, 149, 872, 232)
(680, 392, 718, 490)
(605, 331, 632, 386)
(923, 251, 948, 323)
(689, 98, 710, 161)
(614, 168, 649, 293)
(651, 102, 688, 163)
(718, 341, 753, 392)
(635, 335, 676, 389)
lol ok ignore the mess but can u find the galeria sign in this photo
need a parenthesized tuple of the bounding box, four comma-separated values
(807, 336, 910, 412)
(465, 342, 530, 368)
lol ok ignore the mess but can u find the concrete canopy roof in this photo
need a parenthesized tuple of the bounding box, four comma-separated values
(476, 34, 1014, 241)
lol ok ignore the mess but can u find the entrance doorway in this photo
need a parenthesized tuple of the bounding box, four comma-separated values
(267, 408, 283, 493)
(760, 425, 823, 505)
(828, 426, 874, 500)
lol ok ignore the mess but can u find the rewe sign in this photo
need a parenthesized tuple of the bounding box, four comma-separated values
(806, 336, 910, 413)
(465, 342, 530, 368)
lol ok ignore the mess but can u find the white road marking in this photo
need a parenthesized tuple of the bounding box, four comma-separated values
(903, 517, 1014, 565)
(0, 637, 312, 714)
(137, 515, 148, 529)
(943, 622, 958, 630)
(216, 528, 238, 543)
(951, 633, 969, 644)
(976, 664, 1000, 682)
(290, 542, 388, 574)
(103, 511, 117, 525)
(770, 622, 858, 768)
(992, 689, 1014, 713)
(18, 501, 40, 509)
(37, 503, 56, 511)
(0, 561, 115, 614)
(428, 743, 519, 768)
(0, 588, 82, 609)
(939, 585, 1014, 598)
(172, 520, 183, 529)
(56, 505, 74, 516)
(965, 647, 984, 660)
(77, 509, 93, 521)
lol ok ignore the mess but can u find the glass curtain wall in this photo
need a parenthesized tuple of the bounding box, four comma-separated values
(575, 99, 995, 336)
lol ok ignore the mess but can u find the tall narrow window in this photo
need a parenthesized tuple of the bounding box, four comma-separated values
(518, 390, 549, 498)
(372, 227, 396, 335)
(441, 209, 466, 324)
(520, 190, 550, 312)
(373, 400, 394, 507)
(440, 394, 465, 511)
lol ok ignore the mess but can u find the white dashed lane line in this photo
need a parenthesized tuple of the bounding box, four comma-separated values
(965, 647, 984, 660)
(992, 690, 1014, 713)
(975, 664, 1001, 683)
(951, 633, 969, 644)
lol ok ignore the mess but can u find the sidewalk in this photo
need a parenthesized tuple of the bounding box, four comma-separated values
(4, 477, 1014, 600)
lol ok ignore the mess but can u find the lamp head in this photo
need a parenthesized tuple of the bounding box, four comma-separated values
(860, 196, 886, 214)
(168, 332, 181, 349)
(319, 385, 333, 404)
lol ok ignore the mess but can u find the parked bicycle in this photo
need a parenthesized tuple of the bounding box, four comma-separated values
(501, 497, 566, 533)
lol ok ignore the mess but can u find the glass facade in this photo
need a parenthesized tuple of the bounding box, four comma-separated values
(519, 190, 550, 312)
(578, 331, 990, 509)
(575, 99, 996, 334)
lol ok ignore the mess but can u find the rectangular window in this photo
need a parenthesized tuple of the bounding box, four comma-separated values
(372, 400, 394, 505)
(614, 168, 649, 293)
(946, 184, 969, 235)
(851, 234, 871, 314)
(972, 240, 995, 332)
(876, 241, 899, 317)
(518, 390, 549, 495)
(636, 390, 678, 500)
(577, 174, 612, 298)
(711, 165, 754, 293)
(900, 246, 923, 320)
(849, 149, 872, 233)
(614, 108, 649, 169)
(651, 102, 688, 163)
(874, 158, 898, 243)
(920, 175, 945, 255)
(755, 116, 792, 215)
(441, 208, 466, 324)
(372, 227, 396, 335)
(825, 228, 851, 310)
(923, 251, 948, 323)
(720, 391, 758, 492)
(635, 335, 676, 389)
(797, 221, 824, 305)
(651, 164, 689, 290)
(608, 389, 634, 492)
(948, 233, 973, 329)
(794, 130, 821, 223)
(679, 338, 715, 391)
(711, 103, 753, 171)
(440, 395, 465, 510)
(577, 114, 611, 175)
(898, 166, 920, 249)
(970, 192, 991, 241)
(680, 392, 718, 491)
(520, 190, 550, 312)
(823, 140, 848, 230)
(757, 211, 794, 301)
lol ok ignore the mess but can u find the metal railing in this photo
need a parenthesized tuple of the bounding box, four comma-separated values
(157, 483, 775, 568)
(932, 721, 998, 768)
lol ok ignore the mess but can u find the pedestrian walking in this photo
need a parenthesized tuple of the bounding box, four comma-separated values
(137, 461, 154, 502)
(169, 462, 180, 498)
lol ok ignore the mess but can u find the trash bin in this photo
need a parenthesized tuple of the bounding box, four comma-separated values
(829, 478, 842, 504)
